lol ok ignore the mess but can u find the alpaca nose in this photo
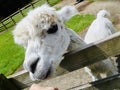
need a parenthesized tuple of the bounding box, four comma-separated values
(30, 57, 40, 73)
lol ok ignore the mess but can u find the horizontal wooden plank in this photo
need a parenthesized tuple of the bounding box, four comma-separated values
(9, 69, 91, 90)
(61, 31, 120, 71)
(9, 70, 120, 90)
(69, 73, 120, 90)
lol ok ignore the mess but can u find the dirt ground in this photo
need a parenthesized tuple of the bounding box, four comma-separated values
(79, 0, 120, 30)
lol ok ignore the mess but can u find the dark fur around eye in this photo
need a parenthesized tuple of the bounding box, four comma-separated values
(47, 24, 58, 34)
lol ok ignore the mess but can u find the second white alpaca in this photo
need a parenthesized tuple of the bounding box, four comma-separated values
(13, 4, 86, 80)
(84, 10, 118, 81)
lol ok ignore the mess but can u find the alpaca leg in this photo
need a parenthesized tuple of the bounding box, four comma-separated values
(84, 67, 101, 81)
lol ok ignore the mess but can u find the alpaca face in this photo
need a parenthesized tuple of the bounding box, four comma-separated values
(13, 4, 78, 80)
(23, 5, 71, 80)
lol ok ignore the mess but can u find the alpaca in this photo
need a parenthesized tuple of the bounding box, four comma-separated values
(13, 4, 86, 80)
(84, 10, 118, 81)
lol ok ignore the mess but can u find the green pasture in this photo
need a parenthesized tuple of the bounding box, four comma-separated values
(66, 14, 95, 33)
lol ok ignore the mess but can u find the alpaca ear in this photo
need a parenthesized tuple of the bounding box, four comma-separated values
(57, 6, 78, 22)
(97, 9, 110, 18)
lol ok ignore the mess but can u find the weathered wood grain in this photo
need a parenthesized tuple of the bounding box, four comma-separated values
(61, 31, 120, 71)
(69, 74, 120, 90)
(9, 69, 91, 90)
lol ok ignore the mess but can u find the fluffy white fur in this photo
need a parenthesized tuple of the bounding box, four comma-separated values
(13, 4, 85, 80)
(57, 5, 78, 22)
(84, 10, 118, 81)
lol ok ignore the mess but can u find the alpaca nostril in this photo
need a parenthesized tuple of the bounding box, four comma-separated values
(30, 57, 40, 73)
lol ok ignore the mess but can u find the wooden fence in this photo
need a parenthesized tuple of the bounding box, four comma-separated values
(1, 30, 120, 90)
(0, 0, 43, 32)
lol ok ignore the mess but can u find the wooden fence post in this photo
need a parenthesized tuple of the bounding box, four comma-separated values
(0, 22, 7, 29)
(10, 16, 16, 25)
(30, 2, 35, 9)
(18, 9, 25, 17)
(0, 74, 20, 90)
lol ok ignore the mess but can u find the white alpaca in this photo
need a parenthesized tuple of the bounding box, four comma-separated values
(84, 10, 118, 81)
(13, 4, 86, 80)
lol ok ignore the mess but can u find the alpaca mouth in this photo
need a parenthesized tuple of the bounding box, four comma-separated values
(44, 68, 51, 79)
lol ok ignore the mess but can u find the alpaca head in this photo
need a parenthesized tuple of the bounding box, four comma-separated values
(13, 4, 78, 80)
(97, 9, 110, 18)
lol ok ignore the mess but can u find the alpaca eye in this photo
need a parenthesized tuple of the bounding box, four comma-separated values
(47, 24, 58, 34)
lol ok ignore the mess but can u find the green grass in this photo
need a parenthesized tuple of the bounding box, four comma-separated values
(66, 14, 95, 33)
(48, 0, 62, 6)
(0, 27, 25, 76)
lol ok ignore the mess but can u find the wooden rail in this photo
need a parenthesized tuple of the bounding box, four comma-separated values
(4, 31, 120, 90)
(6, 70, 120, 90)
(61, 31, 120, 71)
(69, 73, 120, 90)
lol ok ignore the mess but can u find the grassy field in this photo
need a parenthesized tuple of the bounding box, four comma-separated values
(0, 27, 25, 76)
(66, 14, 95, 33)
(0, 0, 95, 76)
